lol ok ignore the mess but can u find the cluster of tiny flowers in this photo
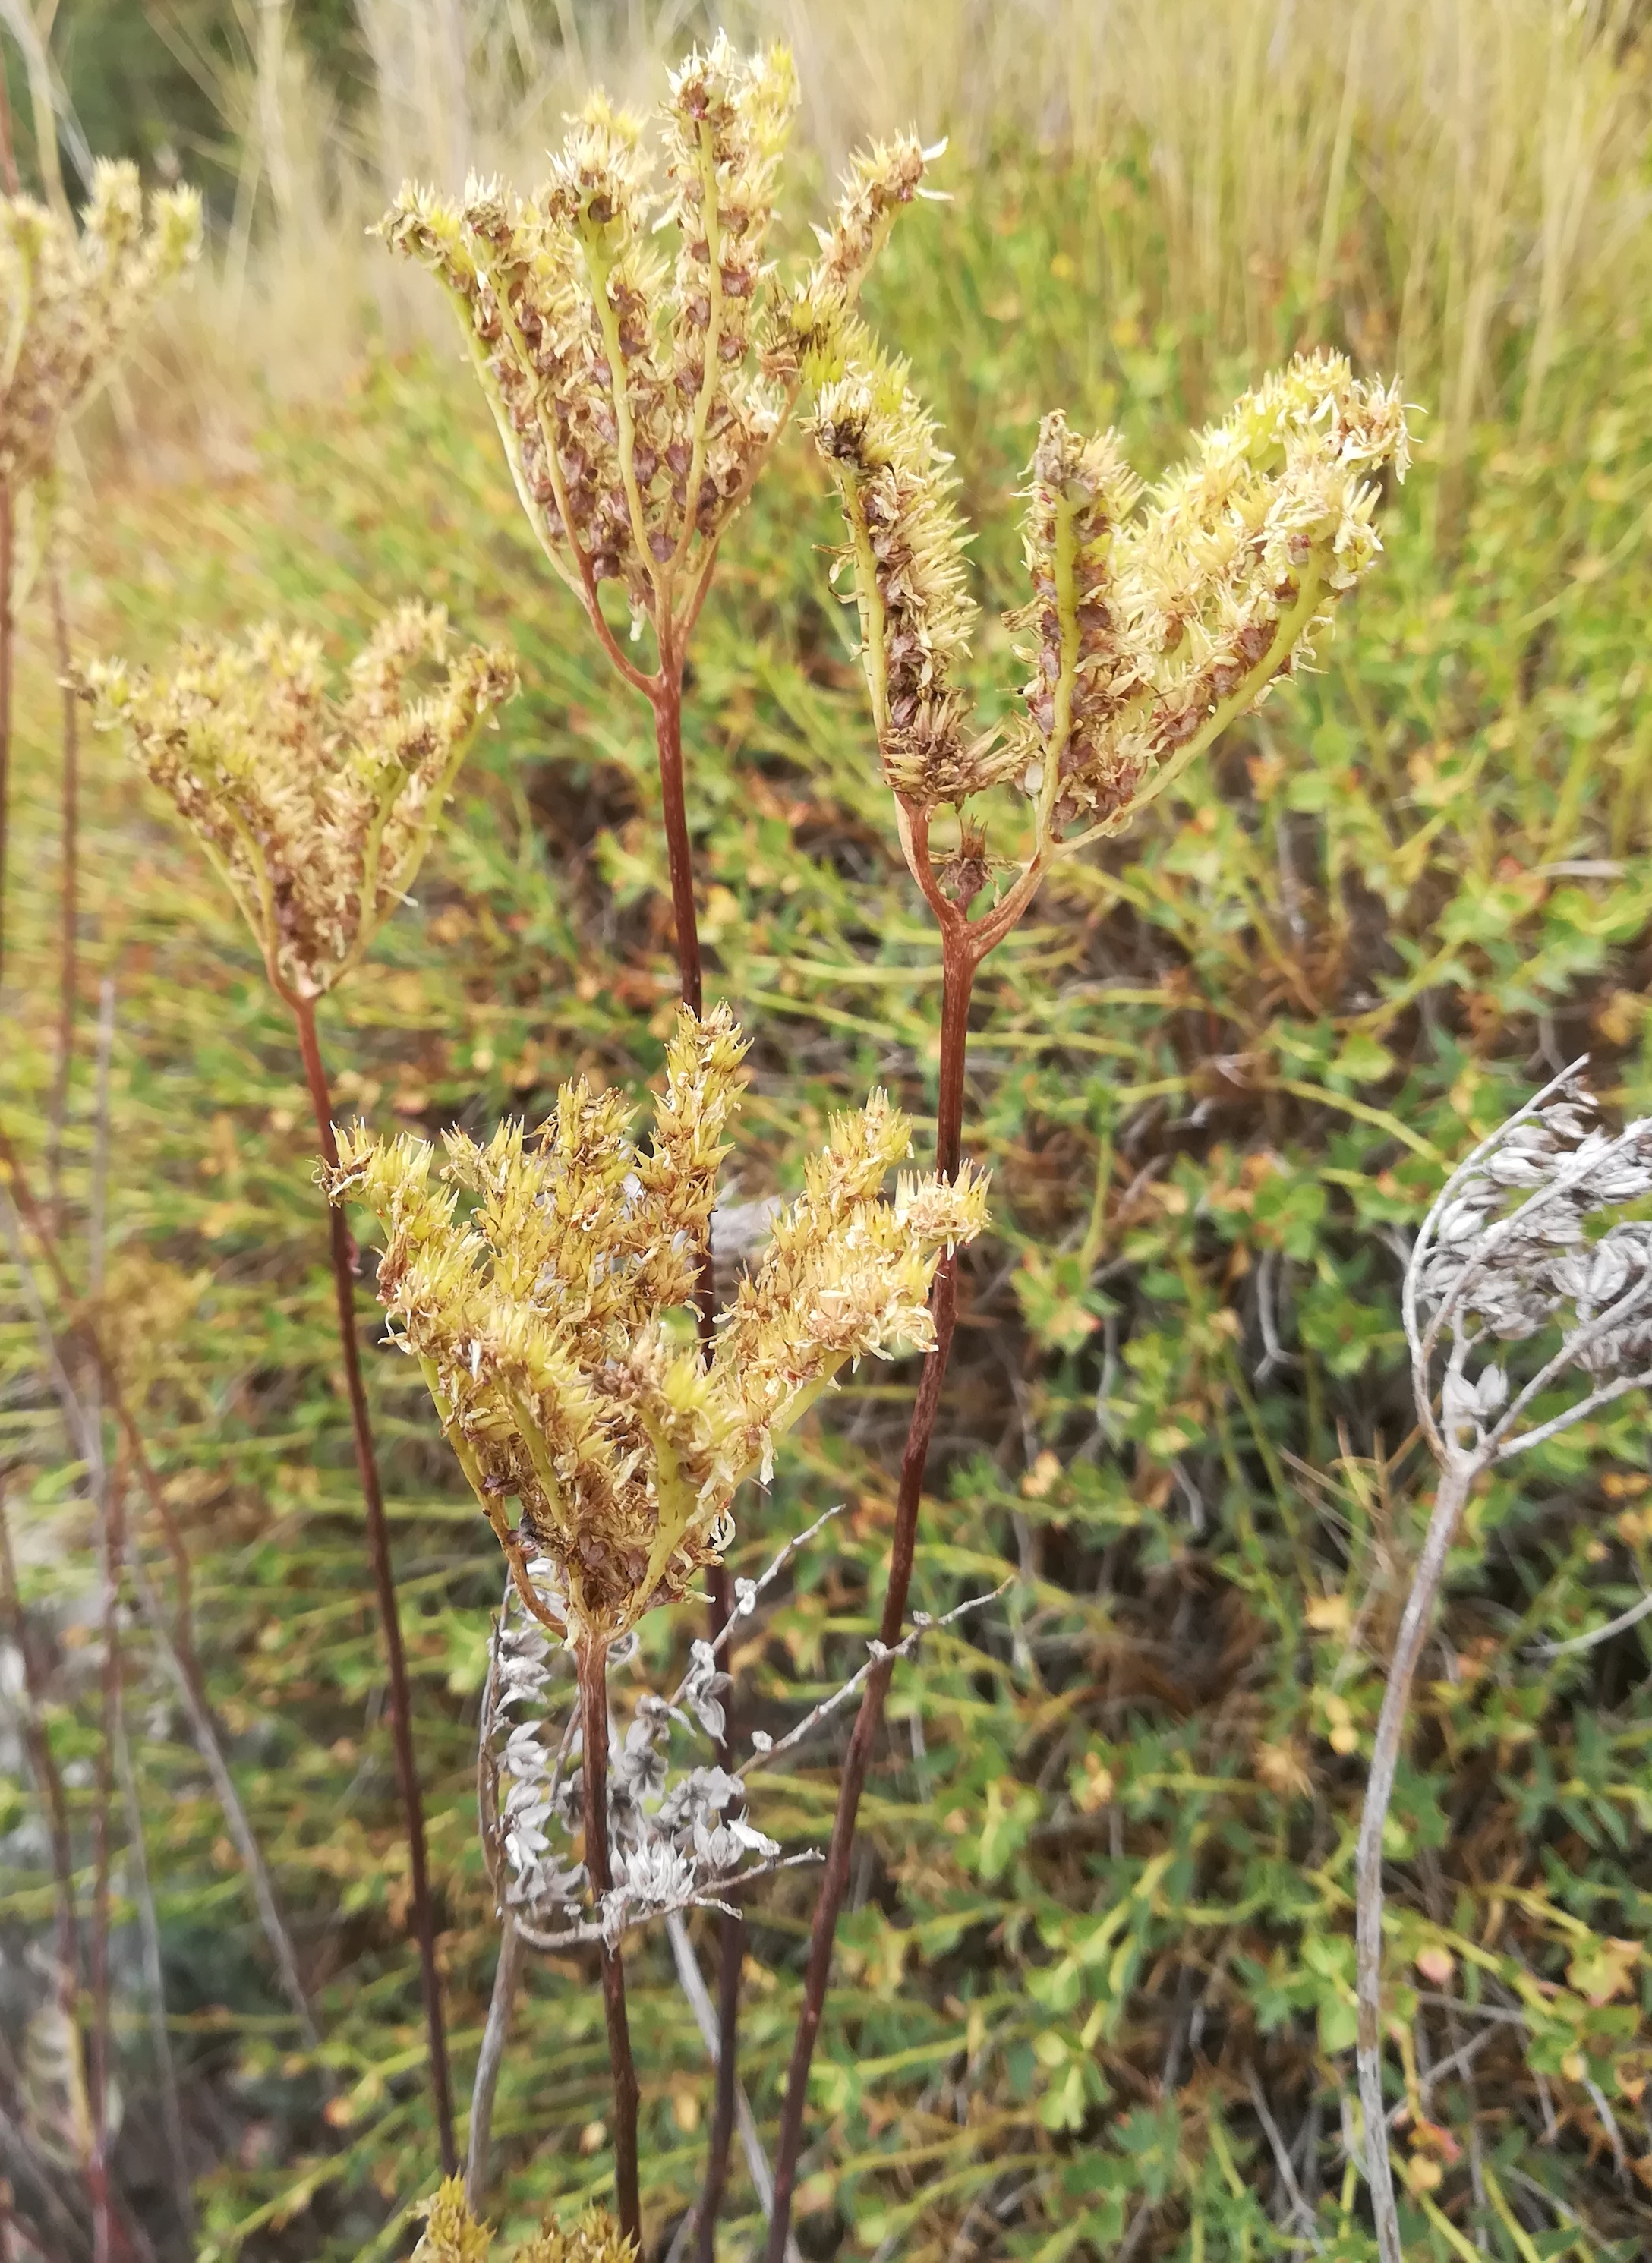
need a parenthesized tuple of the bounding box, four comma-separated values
(86, 604, 518, 1000)
(326, 1005, 988, 1643)
(0, 159, 201, 488)
(486, 1596, 783, 1948)
(812, 345, 1408, 831)
(380, 36, 927, 624)
(1414, 1071, 1652, 1414)
(414, 2179, 633, 2263)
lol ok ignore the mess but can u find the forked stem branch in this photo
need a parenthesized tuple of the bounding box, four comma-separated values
(292, 992, 456, 2179)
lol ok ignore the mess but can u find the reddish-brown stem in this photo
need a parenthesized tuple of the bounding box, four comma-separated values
(651, 670, 703, 1017)
(0, 480, 13, 989)
(650, 656, 747, 2250)
(579, 1639, 642, 2243)
(291, 994, 456, 2179)
(46, 555, 79, 1220)
(89, 1466, 123, 2263)
(764, 946, 974, 2263)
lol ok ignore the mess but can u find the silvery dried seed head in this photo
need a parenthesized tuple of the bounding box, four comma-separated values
(1408, 1062, 1652, 1458)
(328, 1004, 988, 1641)
(380, 39, 926, 645)
(87, 605, 518, 1001)
(0, 160, 202, 490)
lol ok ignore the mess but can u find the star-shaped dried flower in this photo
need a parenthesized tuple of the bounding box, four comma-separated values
(379, 36, 932, 639)
(326, 1004, 988, 1643)
(0, 159, 202, 490)
(85, 604, 518, 1001)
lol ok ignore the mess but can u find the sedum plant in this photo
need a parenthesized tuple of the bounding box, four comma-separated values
(87, 603, 517, 2175)
(327, 1004, 987, 2237)
(758, 341, 1410, 2256)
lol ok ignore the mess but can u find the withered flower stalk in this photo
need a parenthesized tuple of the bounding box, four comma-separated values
(328, 1005, 988, 2240)
(1359, 1063, 1652, 2263)
(762, 343, 1410, 2258)
(381, 36, 936, 2217)
(0, 159, 200, 984)
(87, 604, 517, 2179)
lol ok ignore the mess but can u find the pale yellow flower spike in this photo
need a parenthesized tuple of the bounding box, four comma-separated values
(409, 2177, 635, 2263)
(0, 158, 202, 490)
(326, 1005, 989, 1645)
(85, 604, 519, 1001)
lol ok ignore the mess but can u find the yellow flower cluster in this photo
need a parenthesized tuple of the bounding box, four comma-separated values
(87, 604, 517, 1001)
(326, 1005, 988, 1643)
(0, 159, 201, 489)
(411, 2179, 634, 2263)
(380, 36, 927, 626)
(812, 345, 1409, 833)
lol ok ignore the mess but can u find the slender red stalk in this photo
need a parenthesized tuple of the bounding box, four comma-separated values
(651, 673, 704, 1017)
(579, 1638, 642, 2243)
(89, 1466, 122, 2263)
(0, 478, 14, 988)
(46, 553, 79, 1219)
(291, 994, 456, 2178)
(648, 662, 748, 2251)
(763, 950, 973, 2263)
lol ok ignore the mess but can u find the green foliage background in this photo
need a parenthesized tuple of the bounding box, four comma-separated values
(8, 17, 1652, 2263)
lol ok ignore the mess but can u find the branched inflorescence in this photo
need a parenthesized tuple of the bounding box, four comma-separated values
(326, 1004, 988, 1644)
(1408, 1062, 1652, 1452)
(415, 2177, 634, 2263)
(379, 35, 932, 654)
(810, 343, 1409, 917)
(86, 604, 518, 1001)
(0, 159, 202, 492)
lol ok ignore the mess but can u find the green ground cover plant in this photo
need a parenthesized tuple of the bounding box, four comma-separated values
(5, 6, 1652, 2260)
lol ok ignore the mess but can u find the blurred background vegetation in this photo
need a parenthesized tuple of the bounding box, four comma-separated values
(8, 1, 1652, 2258)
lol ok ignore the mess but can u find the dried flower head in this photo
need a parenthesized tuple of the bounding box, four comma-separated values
(86, 604, 518, 1000)
(811, 346, 1408, 843)
(1406, 1061, 1652, 1465)
(0, 159, 202, 489)
(413, 2179, 634, 2263)
(380, 39, 928, 645)
(326, 1004, 988, 1644)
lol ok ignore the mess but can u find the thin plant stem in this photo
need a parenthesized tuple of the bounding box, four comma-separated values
(89, 1464, 118, 2263)
(1355, 1448, 1474, 2263)
(579, 1637, 642, 2243)
(291, 992, 457, 2177)
(0, 1489, 80, 1988)
(0, 477, 13, 988)
(648, 657, 746, 2251)
(763, 948, 974, 2263)
(45, 548, 79, 1219)
(114, 1655, 194, 2238)
(464, 1908, 522, 2211)
(651, 670, 703, 1018)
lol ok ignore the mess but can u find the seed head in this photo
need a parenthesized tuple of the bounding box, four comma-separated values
(0, 159, 202, 489)
(86, 604, 518, 1000)
(809, 336, 1017, 808)
(380, 45, 926, 627)
(413, 2179, 633, 2263)
(326, 1005, 988, 1643)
